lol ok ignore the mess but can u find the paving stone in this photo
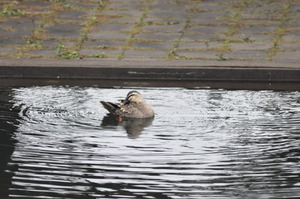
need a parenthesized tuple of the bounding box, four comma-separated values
(0, 38, 26, 46)
(290, 4, 300, 12)
(88, 31, 129, 40)
(0, 47, 17, 55)
(150, 3, 185, 11)
(109, 1, 149, 10)
(282, 35, 300, 42)
(132, 41, 173, 49)
(70, 2, 98, 9)
(58, 10, 90, 21)
(230, 42, 272, 51)
(147, 10, 189, 19)
(27, 49, 57, 57)
(272, 51, 300, 62)
(143, 24, 185, 33)
(145, 17, 185, 25)
(278, 43, 300, 50)
(110, 4, 148, 10)
(19, 1, 50, 8)
(189, 18, 227, 25)
(243, 20, 280, 26)
(0, 29, 25, 38)
(285, 18, 300, 26)
(105, 15, 138, 23)
(289, 8, 300, 26)
(45, 23, 82, 38)
(187, 26, 227, 35)
(176, 50, 219, 59)
(95, 23, 134, 32)
(53, 41, 76, 48)
(80, 49, 121, 57)
(101, 9, 143, 17)
(82, 40, 125, 48)
(191, 11, 226, 20)
(225, 50, 267, 60)
(245, 2, 284, 19)
(108, 0, 146, 3)
(189, 10, 227, 26)
(135, 32, 180, 41)
(181, 32, 226, 41)
(179, 41, 222, 49)
(243, 8, 279, 20)
(124, 49, 166, 58)
(287, 27, 300, 35)
(232, 34, 274, 42)
(241, 7, 265, 19)
(0, 18, 39, 37)
(194, 2, 228, 11)
(42, 40, 61, 48)
(238, 26, 278, 35)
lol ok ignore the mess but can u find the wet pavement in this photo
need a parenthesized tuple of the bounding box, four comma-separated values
(0, 0, 299, 89)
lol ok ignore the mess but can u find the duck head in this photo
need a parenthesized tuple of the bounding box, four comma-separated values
(120, 91, 143, 106)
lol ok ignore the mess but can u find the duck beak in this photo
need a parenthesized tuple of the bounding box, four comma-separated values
(119, 99, 130, 106)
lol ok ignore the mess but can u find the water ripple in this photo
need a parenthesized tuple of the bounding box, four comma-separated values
(0, 87, 299, 198)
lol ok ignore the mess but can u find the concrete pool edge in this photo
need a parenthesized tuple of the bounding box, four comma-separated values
(1, 58, 299, 90)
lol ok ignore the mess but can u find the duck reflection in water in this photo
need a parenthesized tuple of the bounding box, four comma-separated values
(101, 115, 154, 138)
(100, 91, 155, 138)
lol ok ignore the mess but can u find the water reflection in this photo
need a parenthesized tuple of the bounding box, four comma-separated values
(1, 87, 300, 199)
(0, 88, 19, 198)
(101, 114, 154, 138)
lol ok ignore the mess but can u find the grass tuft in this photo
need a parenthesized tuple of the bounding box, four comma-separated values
(56, 44, 79, 59)
(0, 3, 24, 16)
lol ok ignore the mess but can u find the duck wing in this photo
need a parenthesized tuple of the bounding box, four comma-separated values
(117, 105, 142, 118)
(100, 101, 120, 114)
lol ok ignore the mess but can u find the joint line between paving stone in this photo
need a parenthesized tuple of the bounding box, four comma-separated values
(75, 0, 109, 59)
(166, 0, 201, 60)
(266, 1, 292, 61)
(118, 0, 154, 60)
(217, 0, 248, 61)
(14, 2, 61, 58)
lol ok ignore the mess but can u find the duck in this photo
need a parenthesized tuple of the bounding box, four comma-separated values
(100, 91, 155, 119)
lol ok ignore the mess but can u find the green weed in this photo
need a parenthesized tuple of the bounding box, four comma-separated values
(216, 53, 227, 61)
(26, 41, 42, 48)
(56, 44, 79, 59)
(0, 5, 24, 16)
(93, 51, 107, 58)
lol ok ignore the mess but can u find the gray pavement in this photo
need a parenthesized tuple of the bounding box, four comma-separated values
(0, 0, 300, 89)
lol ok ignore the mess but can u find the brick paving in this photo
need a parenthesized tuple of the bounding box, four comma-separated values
(0, 0, 299, 62)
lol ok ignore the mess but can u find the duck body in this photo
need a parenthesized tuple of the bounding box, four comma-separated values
(101, 91, 155, 119)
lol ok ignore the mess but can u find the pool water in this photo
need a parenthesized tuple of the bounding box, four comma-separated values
(0, 87, 299, 199)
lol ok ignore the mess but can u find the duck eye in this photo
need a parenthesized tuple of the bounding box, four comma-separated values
(120, 99, 130, 106)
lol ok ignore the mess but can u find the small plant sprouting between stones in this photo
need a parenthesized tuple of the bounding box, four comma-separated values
(99, 45, 108, 49)
(166, 48, 189, 60)
(26, 40, 42, 49)
(0, 4, 24, 16)
(56, 44, 79, 59)
(216, 53, 227, 61)
(93, 51, 107, 58)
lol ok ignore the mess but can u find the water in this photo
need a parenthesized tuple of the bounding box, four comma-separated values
(0, 86, 299, 199)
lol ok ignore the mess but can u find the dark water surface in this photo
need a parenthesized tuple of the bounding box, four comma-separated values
(0, 87, 299, 199)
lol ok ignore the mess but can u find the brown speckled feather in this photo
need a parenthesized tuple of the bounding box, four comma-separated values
(101, 91, 154, 118)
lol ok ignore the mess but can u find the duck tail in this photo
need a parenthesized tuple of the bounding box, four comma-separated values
(100, 101, 120, 114)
